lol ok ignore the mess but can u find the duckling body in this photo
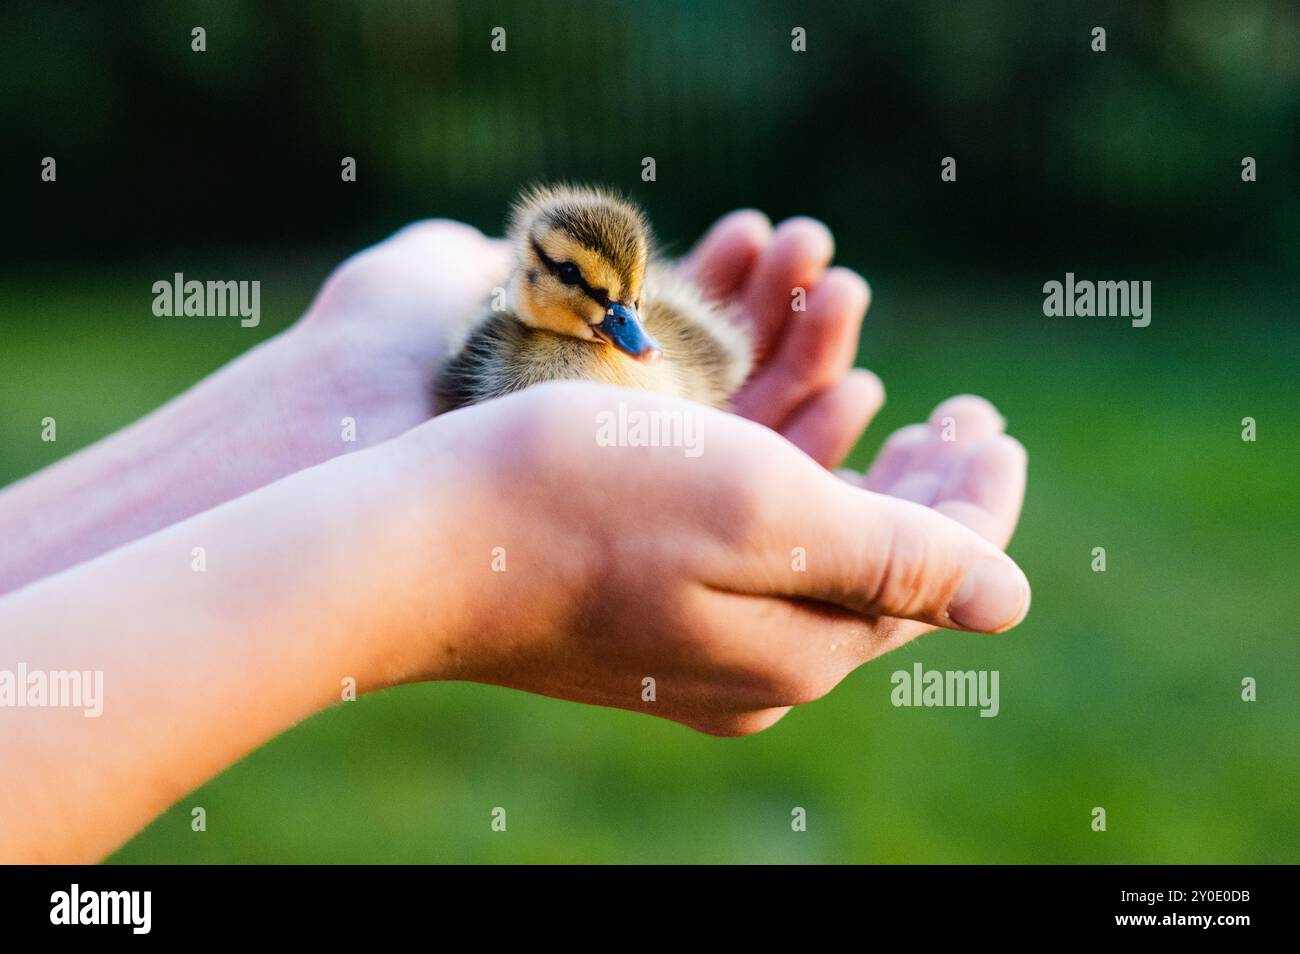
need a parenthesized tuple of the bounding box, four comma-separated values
(437, 186, 752, 412)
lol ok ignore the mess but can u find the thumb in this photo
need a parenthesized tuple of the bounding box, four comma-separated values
(734, 476, 1031, 632)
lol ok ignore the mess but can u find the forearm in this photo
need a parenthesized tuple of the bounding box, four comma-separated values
(0, 328, 341, 596)
(0, 434, 453, 863)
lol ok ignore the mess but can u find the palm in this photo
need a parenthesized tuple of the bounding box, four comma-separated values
(299, 220, 512, 436)
(301, 213, 1026, 583)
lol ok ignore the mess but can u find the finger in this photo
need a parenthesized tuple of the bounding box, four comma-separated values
(734, 267, 870, 429)
(892, 395, 1007, 480)
(679, 209, 773, 301)
(684, 708, 792, 737)
(927, 394, 1006, 444)
(834, 490, 1030, 632)
(718, 476, 1031, 633)
(886, 471, 946, 506)
(741, 217, 835, 361)
(932, 435, 1028, 548)
(887, 403, 1017, 507)
(863, 423, 931, 491)
(832, 440, 1027, 657)
(863, 394, 1008, 493)
(853, 433, 1028, 543)
(780, 370, 886, 469)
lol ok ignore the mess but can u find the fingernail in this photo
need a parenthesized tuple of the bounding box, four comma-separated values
(949, 558, 1030, 632)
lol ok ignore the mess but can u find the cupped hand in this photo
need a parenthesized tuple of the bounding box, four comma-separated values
(408, 382, 1029, 737)
(291, 210, 877, 463)
(293, 220, 513, 445)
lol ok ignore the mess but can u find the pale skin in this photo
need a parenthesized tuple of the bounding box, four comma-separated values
(0, 212, 1029, 862)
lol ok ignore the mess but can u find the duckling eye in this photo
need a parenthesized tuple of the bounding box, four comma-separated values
(558, 262, 581, 285)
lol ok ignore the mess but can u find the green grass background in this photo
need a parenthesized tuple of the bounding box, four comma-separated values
(3, 254, 1294, 863)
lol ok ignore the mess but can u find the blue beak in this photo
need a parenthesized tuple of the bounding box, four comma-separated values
(598, 303, 661, 362)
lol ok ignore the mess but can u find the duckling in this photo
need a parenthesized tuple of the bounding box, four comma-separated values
(437, 185, 753, 411)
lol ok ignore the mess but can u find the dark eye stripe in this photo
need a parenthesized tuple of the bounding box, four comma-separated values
(531, 237, 612, 308)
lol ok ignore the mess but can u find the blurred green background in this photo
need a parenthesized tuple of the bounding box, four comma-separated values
(1, 0, 1296, 862)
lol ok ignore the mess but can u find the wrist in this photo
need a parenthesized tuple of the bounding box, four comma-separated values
(367, 414, 507, 689)
(0, 326, 351, 596)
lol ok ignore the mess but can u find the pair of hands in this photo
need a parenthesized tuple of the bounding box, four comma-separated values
(294, 211, 1029, 734)
(0, 209, 1030, 863)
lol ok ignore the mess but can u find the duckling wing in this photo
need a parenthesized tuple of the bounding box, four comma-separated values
(643, 263, 754, 409)
(435, 309, 529, 410)
(436, 308, 613, 410)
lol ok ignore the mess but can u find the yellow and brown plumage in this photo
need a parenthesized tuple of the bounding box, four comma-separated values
(437, 185, 753, 411)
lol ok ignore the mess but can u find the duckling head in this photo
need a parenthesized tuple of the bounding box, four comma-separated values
(507, 185, 661, 362)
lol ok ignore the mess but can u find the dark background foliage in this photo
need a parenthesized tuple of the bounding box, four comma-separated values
(5, 0, 1298, 272)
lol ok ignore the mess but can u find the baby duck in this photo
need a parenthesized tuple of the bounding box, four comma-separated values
(437, 185, 753, 411)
